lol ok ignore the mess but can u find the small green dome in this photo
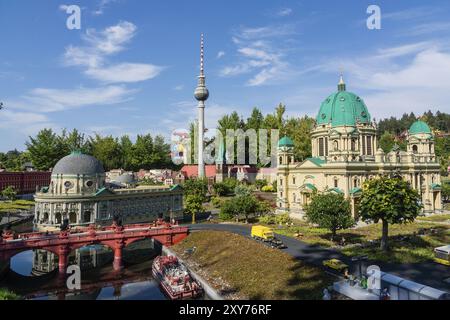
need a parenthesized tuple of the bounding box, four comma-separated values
(316, 77, 371, 127)
(409, 120, 432, 135)
(278, 136, 294, 147)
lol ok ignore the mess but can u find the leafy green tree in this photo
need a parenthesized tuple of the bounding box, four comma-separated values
(60, 128, 90, 154)
(183, 178, 208, 198)
(120, 135, 134, 171)
(379, 131, 396, 153)
(26, 129, 67, 170)
(151, 135, 171, 168)
(89, 134, 123, 171)
(435, 136, 450, 176)
(234, 184, 252, 197)
(184, 194, 205, 224)
(359, 177, 422, 251)
(1, 186, 17, 201)
(219, 198, 236, 221)
(442, 182, 450, 202)
(130, 134, 153, 170)
(305, 193, 354, 241)
(212, 182, 229, 196)
(285, 116, 314, 161)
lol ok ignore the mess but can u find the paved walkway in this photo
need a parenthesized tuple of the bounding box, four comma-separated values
(188, 223, 450, 293)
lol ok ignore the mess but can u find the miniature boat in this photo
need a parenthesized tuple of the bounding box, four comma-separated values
(152, 255, 203, 300)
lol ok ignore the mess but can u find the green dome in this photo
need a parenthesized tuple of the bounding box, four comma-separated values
(409, 120, 432, 135)
(316, 78, 371, 127)
(278, 136, 294, 147)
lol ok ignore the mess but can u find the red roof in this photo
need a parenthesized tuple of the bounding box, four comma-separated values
(180, 165, 217, 178)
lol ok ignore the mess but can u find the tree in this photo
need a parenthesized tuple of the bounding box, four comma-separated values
(89, 134, 122, 171)
(359, 177, 422, 251)
(183, 178, 208, 224)
(285, 116, 314, 161)
(378, 131, 396, 153)
(305, 193, 354, 241)
(60, 128, 90, 154)
(151, 135, 171, 169)
(1, 186, 17, 201)
(120, 135, 134, 171)
(212, 182, 229, 196)
(184, 194, 205, 224)
(219, 198, 236, 221)
(26, 129, 67, 170)
(442, 182, 450, 202)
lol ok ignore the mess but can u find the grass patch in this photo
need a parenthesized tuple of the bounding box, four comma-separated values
(172, 230, 333, 300)
(0, 200, 34, 213)
(417, 214, 450, 222)
(267, 219, 450, 264)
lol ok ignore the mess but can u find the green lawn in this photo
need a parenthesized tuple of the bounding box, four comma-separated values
(172, 230, 333, 300)
(417, 214, 450, 222)
(0, 200, 34, 213)
(267, 219, 450, 264)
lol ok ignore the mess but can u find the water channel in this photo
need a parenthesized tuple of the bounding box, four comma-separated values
(0, 238, 174, 300)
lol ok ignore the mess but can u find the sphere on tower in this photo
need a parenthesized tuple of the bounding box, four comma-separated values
(194, 85, 209, 101)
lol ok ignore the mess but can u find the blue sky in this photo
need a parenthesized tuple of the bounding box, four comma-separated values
(1, 0, 450, 151)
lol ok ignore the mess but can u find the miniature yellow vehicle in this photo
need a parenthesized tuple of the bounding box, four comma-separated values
(434, 245, 450, 266)
(251, 225, 286, 249)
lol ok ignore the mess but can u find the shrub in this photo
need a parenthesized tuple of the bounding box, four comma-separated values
(259, 214, 276, 225)
(219, 199, 236, 221)
(211, 196, 223, 208)
(261, 185, 274, 193)
(255, 179, 268, 190)
(275, 213, 292, 225)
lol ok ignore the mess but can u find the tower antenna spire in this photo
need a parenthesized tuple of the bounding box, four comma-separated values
(200, 33, 205, 77)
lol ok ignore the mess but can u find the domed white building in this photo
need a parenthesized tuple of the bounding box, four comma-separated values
(34, 151, 183, 231)
(277, 77, 443, 217)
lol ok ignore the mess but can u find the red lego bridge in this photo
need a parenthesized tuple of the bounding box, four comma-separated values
(0, 219, 189, 274)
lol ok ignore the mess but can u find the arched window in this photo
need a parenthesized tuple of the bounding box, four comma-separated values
(279, 156, 283, 164)
(83, 211, 91, 223)
(334, 177, 339, 188)
(412, 145, 418, 154)
(55, 213, 62, 225)
(69, 212, 77, 224)
(293, 193, 296, 202)
(333, 140, 339, 151)
(351, 139, 356, 151)
(353, 178, 359, 188)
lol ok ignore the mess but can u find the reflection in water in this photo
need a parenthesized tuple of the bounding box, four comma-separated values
(1, 239, 177, 300)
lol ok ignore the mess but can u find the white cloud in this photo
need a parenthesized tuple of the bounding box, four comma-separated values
(92, 0, 118, 16)
(276, 8, 292, 17)
(316, 43, 450, 118)
(173, 85, 184, 91)
(217, 51, 226, 59)
(219, 24, 295, 86)
(0, 110, 54, 137)
(83, 21, 136, 55)
(63, 21, 164, 83)
(85, 63, 164, 83)
(10, 85, 136, 113)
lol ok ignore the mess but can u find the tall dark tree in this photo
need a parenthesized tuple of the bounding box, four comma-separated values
(26, 129, 67, 170)
(89, 134, 123, 171)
